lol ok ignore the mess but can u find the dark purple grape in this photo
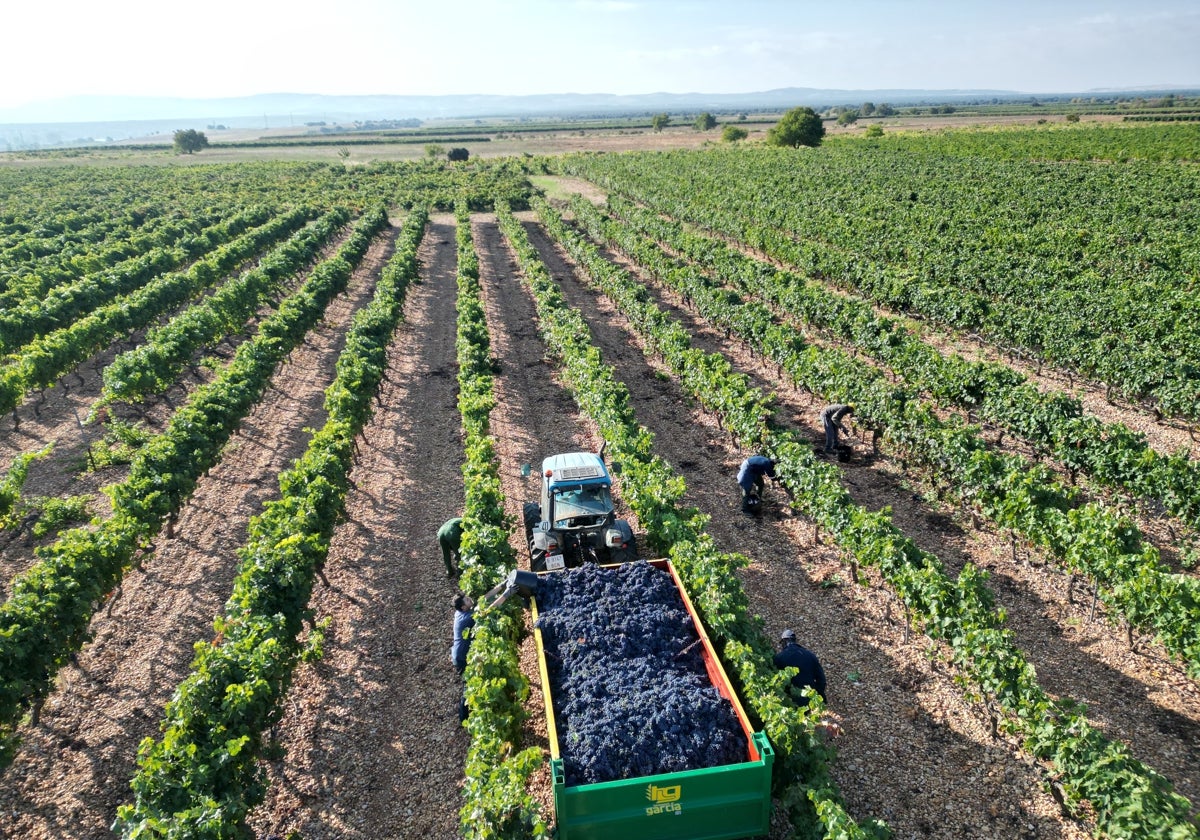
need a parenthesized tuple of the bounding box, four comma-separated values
(535, 562, 746, 786)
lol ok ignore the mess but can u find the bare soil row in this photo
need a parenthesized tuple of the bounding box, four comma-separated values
(247, 216, 470, 840)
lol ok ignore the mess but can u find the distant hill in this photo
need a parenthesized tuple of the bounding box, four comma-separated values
(0, 86, 1087, 126)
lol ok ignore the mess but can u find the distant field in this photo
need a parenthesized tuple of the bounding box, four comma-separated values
(0, 106, 1161, 166)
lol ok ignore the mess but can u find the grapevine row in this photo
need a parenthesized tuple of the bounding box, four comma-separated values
(0, 207, 115, 266)
(556, 145, 1200, 419)
(604, 194, 1200, 541)
(0, 446, 51, 530)
(0, 208, 265, 356)
(496, 201, 888, 840)
(847, 122, 1200, 163)
(0, 206, 388, 766)
(452, 203, 551, 840)
(533, 196, 1198, 839)
(0, 205, 165, 279)
(568, 194, 1200, 678)
(0, 207, 313, 419)
(0, 209, 204, 310)
(99, 208, 351, 404)
(115, 206, 425, 838)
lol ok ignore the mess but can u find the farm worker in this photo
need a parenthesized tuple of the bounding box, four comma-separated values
(450, 592, 476, 722)
(774, 628, 827, 705)
(819, 404, 854, 454)
(736, 455, 776, 501)
(437, 516, 464, 578)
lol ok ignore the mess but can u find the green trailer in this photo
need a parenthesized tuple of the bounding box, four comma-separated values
(531, 559, 775, 840)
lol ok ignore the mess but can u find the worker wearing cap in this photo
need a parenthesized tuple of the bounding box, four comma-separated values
(736, 455, 776, 500)
(438, 516, 464, 578)
(820, 404, 854, 454)
(774, 628, 827, 705)
(450, 592, 475, 722)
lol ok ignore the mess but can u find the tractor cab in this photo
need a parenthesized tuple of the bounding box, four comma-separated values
(542, 452, 614, 529)
(523, 451, 637, 572)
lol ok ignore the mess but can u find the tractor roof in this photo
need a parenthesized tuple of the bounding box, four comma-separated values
(542, 452, 609, 484)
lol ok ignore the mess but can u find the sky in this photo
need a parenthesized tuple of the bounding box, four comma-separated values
(2, 0, 1198, 110)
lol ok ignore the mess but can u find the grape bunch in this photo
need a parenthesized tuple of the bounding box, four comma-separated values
(535, 561, 746, 786)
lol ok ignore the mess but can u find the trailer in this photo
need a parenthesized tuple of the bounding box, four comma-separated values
(530, 559, 774, 840)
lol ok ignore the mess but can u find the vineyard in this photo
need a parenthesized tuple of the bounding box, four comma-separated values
(0, 122, 1197, 840)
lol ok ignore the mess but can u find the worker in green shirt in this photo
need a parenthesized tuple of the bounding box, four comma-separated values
(438, 517, 464, 578)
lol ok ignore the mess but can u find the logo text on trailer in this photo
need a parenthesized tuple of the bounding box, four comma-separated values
(644, 784, 682, 816)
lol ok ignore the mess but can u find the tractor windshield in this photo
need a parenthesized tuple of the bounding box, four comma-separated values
(551, 483, 613, 527)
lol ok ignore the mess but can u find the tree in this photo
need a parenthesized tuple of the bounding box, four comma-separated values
(860, 101, 876, 117)
(766, 106, 825, 148)
(425, 143, 444, 159)
(721, 125, 749, 143)
(876, 102, 896, 117)
(694, 112, 717, 131)
(863, 124, 884, 138)
(172, 129, 209, 154)
(447, 147, 469, 162)
(651, 113, 670, 132)
(837, 109, 859, 126)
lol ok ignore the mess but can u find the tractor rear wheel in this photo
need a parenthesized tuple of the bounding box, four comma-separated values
(523, 502, 545, 570)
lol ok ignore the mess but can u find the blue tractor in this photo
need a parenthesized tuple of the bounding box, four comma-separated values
(523, 451, 638, 572)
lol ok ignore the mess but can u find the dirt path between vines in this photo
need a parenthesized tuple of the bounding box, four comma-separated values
(248, 215, 468, 840)
(0, 226, 396, 840)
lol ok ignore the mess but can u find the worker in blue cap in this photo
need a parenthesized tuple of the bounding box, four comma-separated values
(774, 628, 827, 705)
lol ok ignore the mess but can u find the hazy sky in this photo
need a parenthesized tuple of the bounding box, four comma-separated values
(3, 0, 1197, 108)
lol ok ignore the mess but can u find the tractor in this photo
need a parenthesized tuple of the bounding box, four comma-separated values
(522, 450, 638, 572)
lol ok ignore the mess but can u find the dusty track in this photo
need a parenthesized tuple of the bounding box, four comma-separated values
(0, 226, 395, 839)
